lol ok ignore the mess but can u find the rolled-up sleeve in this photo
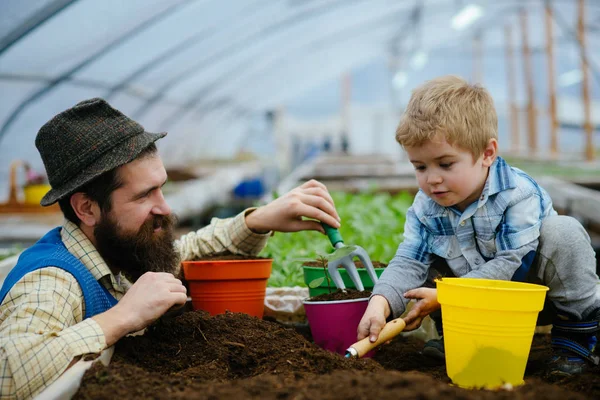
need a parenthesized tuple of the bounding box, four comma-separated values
(176, 208, 270, 262)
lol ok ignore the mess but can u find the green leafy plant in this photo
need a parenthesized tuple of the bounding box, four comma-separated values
(307, 255, 332, 293)
(307, 276, 325, 289)
(262, 190, 413, 287)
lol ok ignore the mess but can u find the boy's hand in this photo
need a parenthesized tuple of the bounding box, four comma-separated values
(357, 295, 391, 342)
(403, 288, 440, 331)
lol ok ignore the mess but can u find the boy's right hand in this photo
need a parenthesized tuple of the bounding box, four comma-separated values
(357, 295, 391, 342)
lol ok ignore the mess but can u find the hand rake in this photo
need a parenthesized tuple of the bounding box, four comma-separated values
(321, 223, 378, 291)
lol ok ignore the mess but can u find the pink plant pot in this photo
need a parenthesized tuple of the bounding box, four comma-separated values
(303, 297, 375, 357)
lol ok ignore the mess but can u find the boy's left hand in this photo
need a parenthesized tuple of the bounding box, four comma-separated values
(402, 288, 440, 331)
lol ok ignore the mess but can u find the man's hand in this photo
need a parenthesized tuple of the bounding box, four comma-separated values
(245, 179, 341, 234)
(93, 272, 187, 346)
(402, 288, 440, 331)
(357, 295, 391, 343)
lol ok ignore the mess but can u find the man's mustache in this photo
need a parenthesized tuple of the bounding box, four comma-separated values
(145, 214, 178, 234)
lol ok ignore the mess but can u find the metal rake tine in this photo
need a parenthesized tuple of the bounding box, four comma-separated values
(327, 260, 346, 290)
(354, 248, 378, 287)
(343, 258, 364, 291)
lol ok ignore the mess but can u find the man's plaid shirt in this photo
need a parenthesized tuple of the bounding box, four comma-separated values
(0, 210, 269, 399)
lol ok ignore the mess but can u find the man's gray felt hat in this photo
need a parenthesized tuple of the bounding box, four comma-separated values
(35, 98, 166, 206)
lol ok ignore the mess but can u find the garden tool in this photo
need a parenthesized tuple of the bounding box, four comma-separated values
(345, 317, 406, 358)
(321, 223, 378, 291)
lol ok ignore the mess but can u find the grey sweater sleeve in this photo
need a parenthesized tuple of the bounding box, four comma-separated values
(371, 254, 430, 319)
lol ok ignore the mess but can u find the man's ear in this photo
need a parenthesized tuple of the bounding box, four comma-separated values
(482, 138, 498, 167)
(70, 193, 101, 227)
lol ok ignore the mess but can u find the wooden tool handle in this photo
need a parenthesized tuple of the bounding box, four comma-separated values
(347, 317, 406, 358)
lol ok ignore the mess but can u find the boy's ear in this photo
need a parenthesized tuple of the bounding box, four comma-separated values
(70, 192, 102, 227)
(482, 138, 498, 167)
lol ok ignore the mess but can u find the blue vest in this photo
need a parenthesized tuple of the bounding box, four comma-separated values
(0, 227, 118, 319)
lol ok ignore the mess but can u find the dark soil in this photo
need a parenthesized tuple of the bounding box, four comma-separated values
(75, 311, 378, 399)
(303, 260, 388, 268)
(372, 333, 600, 399)
(307, 289, 371, 302)
(75, 311, 600, 400)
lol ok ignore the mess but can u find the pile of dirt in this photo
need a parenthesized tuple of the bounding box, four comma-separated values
(374, 332, 600, 399)
(159, 370, 590, 400)
(75, 311, 600, 400)
(75, 311, 379, 399)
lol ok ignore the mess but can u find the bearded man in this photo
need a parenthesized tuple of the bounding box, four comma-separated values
(0, 98, 341, 399)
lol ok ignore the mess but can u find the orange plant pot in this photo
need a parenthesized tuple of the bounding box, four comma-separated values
(182, 259, 273, 318)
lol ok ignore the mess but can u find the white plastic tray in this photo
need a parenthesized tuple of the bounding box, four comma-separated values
(36, 347, 114, 400)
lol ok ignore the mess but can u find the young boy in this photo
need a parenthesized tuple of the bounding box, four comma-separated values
(358, 75, 600, 376)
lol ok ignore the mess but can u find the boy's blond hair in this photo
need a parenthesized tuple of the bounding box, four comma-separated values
(395, 75, 498, 160)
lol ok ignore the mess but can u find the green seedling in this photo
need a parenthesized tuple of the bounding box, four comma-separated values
(308, 255, 333, 293)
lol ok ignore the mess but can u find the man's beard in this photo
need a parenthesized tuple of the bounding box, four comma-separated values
(94, 212, 180, 282)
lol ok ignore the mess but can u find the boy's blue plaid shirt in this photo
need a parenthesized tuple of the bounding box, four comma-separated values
(373, 156, 557, 318)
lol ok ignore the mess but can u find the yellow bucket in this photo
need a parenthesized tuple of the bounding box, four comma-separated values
(23, 184, 51, 205)
(437, 278, 548, 389)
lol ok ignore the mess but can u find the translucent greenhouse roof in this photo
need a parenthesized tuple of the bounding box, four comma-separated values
(1, 0, 599, 188)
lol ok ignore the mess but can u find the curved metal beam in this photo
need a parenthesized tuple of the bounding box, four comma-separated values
(132, 0, 366, 120)
(175, 1, 540, 130)
(158, 6, 412, 130)
(169, 30, 404, 145)
(0, 0, 194, 144)
(104, 0, 270, 101)
(0, 0, 79, 56)
(0, 72, 113, 90)
(103, 28, 213, 101)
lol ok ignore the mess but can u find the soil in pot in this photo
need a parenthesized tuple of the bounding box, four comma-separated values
(307, 289, 371, 302)
(75, 311, 600, 400)
(303, 260, 388, 269)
